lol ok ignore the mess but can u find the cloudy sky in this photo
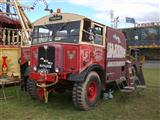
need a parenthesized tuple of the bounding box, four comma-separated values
(19, 0, 160, 28)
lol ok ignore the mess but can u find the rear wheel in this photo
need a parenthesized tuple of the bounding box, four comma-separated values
(72, 71, 101, 110)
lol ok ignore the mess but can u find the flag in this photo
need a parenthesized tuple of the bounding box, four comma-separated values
(126, 17, 135, 24)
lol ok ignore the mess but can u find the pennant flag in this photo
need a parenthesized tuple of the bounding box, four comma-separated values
(126, 17, 135, 24)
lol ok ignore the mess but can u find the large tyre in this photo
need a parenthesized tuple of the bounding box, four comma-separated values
(72, 71, 101, 110)
(27, 79, 38, 100)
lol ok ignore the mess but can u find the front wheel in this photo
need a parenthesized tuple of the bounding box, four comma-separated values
(27, 79, 38, 99)
(27, 79, 45, 102)
(72, 71, 101, 110)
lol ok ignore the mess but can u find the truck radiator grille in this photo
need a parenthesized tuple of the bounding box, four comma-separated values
(38, 46, 55, 73)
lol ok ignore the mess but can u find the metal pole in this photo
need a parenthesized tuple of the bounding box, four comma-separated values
(6, 0, 10, 16)
(110, 10, 114, 28)
(13, 0, 29, 40)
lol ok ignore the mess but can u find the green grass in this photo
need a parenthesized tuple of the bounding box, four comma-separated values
(0, 68, 160, 120)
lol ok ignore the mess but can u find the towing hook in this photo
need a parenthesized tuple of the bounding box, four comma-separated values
(36, 76, 59, 88)
(36, 78, 58, 103)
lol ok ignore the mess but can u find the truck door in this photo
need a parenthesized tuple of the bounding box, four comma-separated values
(80, 20, 106, 71)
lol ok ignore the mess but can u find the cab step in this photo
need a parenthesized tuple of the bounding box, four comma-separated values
(120, 89, 134, 93)
(123, 86, 135, 90)
(136, 85, 146, 89)
(120, 86, 135, 93)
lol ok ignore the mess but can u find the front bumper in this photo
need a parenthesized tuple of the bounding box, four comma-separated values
(30, 72, 67, 83)
(30, 72, 57, 82)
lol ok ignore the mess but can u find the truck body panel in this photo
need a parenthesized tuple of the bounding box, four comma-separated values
(106, 27, 126, 81)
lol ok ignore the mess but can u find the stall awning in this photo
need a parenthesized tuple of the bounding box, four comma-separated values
(0, 14, 20, 28)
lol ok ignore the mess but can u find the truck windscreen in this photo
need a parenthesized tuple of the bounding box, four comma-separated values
(32, 21, 80, 44)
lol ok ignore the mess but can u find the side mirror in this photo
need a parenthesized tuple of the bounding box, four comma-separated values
(88, 28, 95, 41)
(89, 34, 94, 41)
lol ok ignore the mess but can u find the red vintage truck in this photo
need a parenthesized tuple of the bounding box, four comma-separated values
(27, 11, 145, 110)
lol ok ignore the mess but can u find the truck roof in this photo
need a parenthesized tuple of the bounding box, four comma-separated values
(33, 12, 105, 27)
(33, 13, 86, 26)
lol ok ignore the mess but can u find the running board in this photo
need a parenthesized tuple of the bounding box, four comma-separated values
(136, 85, 147, 89)
(123, 86, 135, 90)
(120, 86, 135, 93)
(120, 89, 134, 93)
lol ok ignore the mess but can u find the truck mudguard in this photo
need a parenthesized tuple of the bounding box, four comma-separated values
(67, 64, 105, 82)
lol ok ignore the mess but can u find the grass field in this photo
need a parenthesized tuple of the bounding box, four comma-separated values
(0, 68, 160, 120)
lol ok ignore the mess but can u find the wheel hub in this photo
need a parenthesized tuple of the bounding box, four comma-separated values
(87, 81, 97, 102)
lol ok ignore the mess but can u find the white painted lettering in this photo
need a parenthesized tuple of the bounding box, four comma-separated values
(107, 43, 126, 58)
